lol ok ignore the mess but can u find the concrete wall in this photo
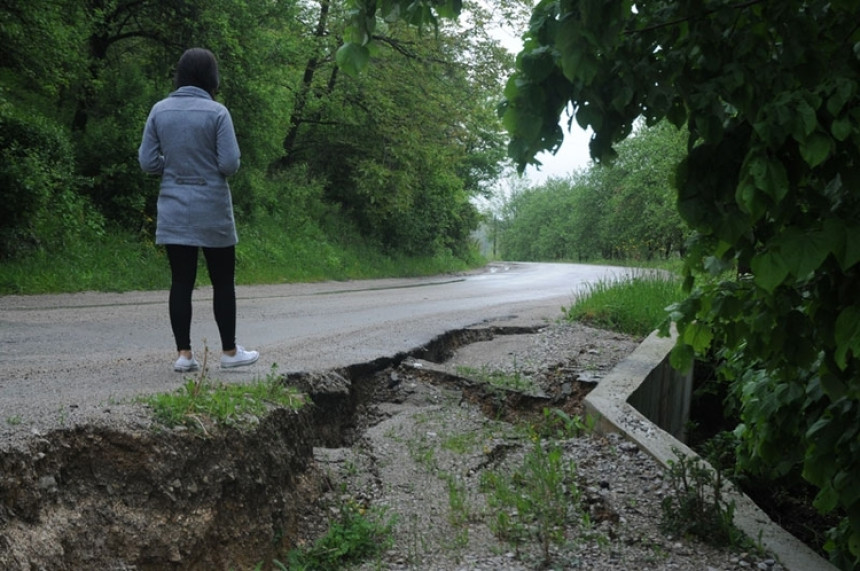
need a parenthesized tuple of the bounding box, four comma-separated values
(583, 329, 837, 571)
(627, 346, 692, 441)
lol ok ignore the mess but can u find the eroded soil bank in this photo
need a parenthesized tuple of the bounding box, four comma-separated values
(0, 322, 784, 570)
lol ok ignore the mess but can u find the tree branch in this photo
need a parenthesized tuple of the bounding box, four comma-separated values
(627, 0, 768, 35)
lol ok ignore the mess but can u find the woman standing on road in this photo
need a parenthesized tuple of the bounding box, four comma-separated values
(138, 47, 259, 372)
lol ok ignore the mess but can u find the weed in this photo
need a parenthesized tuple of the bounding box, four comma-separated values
(342, 459, 359, 477)
(660, 448, 747, 549)
(455, 362, 539, 394)
(481, 438, 582, 565)
(531, 408, 593, 439)
(443, 472, 479, 528)
(441, 431, 478, 455)
(140, 362, 304, 430)
(5, 415, 22, 425)
(284, 500, 395, 570)
(406, 432, 438, 472)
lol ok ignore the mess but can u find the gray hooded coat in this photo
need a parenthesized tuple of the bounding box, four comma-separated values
(139, 86, 241, 247)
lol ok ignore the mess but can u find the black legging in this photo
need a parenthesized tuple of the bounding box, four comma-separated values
(166, 244, 236, 352)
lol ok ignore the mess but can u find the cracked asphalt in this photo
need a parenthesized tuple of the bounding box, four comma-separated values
(0, 262, 635, 446)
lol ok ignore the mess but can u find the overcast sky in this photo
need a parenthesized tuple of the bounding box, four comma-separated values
(489, 19, 593, 186)
(523, 120, 593, 184)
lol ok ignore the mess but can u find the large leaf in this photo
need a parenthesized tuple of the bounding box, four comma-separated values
(750, 250, 790, 292)
(744, 152, 788, 203)
(335, 43, 370, 77)
(772, 227, 832, 279)
(520, 46, 557, 83)
(799, 131, 833, 168)
(682, 321, 713, 353)
(834, 306, 860, 369)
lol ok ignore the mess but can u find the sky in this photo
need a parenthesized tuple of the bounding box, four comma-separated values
(523, 120, 594, 185)
(489, 15, 594, 186)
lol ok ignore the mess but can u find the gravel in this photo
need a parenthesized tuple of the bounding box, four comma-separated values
(303, 322, 785, 570)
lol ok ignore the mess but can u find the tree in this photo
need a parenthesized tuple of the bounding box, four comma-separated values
(496, 121, 686, 263)
(338, 1, 860, 566)
(499, 177, 578, 261)
(272, 1, 520, 256)
(586, 121, 688, 260)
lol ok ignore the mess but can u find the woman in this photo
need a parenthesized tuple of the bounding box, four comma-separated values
(139, 48, 259, 372)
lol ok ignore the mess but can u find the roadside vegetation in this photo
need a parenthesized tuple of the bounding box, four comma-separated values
(0, 214, 482, 295)
(485, 121, 688, 265)
(563, 270, 685, 338)
(141, 362, 304, 431)
(277, 502, 395, 571)
(1, 0, 523, 295)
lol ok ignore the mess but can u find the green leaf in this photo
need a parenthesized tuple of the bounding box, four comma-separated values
(520, 47, 557, 82)
(575, 103, 602, 131)
(501, 107, 542, 142)
(666, 98, 687, 128)
(735, 177, 765, 219)
(556, 18, 598, 83)
(813, 485, 840, 514)
(744, 153, 788, 203)
(834, 306, 860, 369)
(820, 375, 848, 400)
(831, 116, 853, 141)
(792, 97, 818, 139)
(670, 341, 695, 373)
(773, 227, 831, 278)
(799, 131, 832, 168)
(335, 43, 370, 77)
(682, 321, 713, 353)
(842, 224, 860, 270)
(704, 256, 733, 276)
(750, 250, 790, 292)
(435, 0, 462, 19)
(826, 77, 855, 115)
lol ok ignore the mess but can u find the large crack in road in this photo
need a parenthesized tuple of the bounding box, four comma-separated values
(0, 321, 643, 569)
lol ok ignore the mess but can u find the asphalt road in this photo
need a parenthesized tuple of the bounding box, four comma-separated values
(0, 262, 634, 443)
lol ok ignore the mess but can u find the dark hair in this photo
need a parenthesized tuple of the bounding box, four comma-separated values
(174, 48, 220, 96)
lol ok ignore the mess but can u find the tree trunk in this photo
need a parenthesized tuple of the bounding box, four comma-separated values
(272, 0, 331, 171)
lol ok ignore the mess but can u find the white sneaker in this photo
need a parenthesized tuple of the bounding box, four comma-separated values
(174, 354, 200, 372)
(220, 345, 259, 369)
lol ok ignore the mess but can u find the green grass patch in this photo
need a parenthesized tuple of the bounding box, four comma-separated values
(441, 431, 479, 455)
(660, 448, 750, 550)
(455, 363, 539, 394)
(563, 270, 684, 337)
(140, 364, 304, 429)
(279, 501, 395, 570)
(0, 232, 170, 294)
(0, 209, 484, 295)
(480, 437, 585, 565)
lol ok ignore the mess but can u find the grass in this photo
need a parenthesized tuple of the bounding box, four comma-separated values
(278, 501, 396, 570)
(0, 212, 484, 295)
(480, 435, 585, 565)
(660, 448, 750, 550)
(455, 362, 540, 394)
(530, 407, 593, 440)
(563, 269, 685, 338)
(140, 361, 305, 430)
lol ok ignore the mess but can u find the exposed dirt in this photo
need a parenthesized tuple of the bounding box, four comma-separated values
(0, 321, 786, 570)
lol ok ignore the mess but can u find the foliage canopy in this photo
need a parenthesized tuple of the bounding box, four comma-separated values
(0, 0, 518, 263)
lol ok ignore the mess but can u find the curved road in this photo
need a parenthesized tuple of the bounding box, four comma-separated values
(0, 262, 634, 443)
